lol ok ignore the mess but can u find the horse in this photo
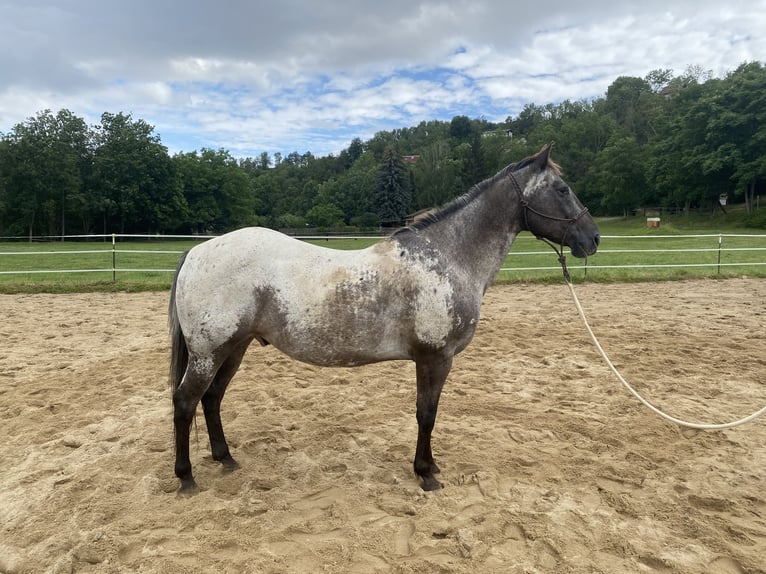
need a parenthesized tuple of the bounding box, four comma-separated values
(168, 142, 600, 494)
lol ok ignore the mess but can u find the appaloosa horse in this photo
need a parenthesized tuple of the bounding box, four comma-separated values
(168, 143, 600, 493)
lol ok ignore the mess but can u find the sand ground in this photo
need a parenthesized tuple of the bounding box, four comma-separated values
(1, 279, 764, 573)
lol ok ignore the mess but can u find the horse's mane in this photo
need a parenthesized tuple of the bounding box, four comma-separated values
(393, 151, 561, 236)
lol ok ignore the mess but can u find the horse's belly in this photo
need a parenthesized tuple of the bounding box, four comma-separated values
(276, 337, 410, 367)
(263, 306, 413, 367)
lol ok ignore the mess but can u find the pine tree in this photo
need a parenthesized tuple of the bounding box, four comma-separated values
(373, 145, 412, 225)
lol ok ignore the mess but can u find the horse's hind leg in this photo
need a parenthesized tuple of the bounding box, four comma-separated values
(173, 355, 216, 494)
(413, 355, 453, 491)
(202, 339, 251, 473)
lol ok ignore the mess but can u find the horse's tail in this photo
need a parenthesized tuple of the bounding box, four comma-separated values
(169, 251, 190, 396)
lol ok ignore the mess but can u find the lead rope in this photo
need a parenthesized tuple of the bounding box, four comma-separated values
(551, 250, 766, 430)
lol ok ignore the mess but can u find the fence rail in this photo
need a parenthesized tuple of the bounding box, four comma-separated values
(2, 233, 766, 281)
(500, 233, 766, 278)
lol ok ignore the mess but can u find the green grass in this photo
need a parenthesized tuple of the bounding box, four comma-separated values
(0, 240, 200, 293)
(1, 208, 765, 293)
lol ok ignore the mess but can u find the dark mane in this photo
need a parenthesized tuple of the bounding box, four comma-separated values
(393, 151, 561, 236)
(393, 182, 488, 235)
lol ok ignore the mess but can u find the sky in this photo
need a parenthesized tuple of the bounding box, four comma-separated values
(1, 0, 765, 159)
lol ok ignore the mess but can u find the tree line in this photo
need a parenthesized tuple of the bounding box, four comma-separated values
(1, 61, 764, 238)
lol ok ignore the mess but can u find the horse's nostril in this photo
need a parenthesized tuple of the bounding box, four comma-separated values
(594, 233, 600, 246)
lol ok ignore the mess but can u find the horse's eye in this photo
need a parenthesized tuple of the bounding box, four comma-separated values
(558, 186, 570, 195)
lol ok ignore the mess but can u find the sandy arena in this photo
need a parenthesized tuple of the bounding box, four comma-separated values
(1, 279, 764, 573)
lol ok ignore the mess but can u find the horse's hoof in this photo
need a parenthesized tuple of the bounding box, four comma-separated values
(221, 456, 241, 473)
(176, 478, 199, 497)
(421, 476, 444, 491)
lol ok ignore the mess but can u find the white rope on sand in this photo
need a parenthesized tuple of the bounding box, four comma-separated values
(566, 280, 766, 430)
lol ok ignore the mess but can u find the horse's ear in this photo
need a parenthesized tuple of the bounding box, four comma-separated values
(534, 142, 554, 171)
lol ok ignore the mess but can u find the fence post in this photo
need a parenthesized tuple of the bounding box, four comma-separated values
(112, 233, 116, 282)
(717, 234, 722, 275)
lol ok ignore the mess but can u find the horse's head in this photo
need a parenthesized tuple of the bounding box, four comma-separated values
(512, 143, 599, 258)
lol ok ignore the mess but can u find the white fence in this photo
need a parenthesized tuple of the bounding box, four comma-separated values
(2, 233, 766, 279)
(501, 233, 766, 276)
(0, 234, 385, 279)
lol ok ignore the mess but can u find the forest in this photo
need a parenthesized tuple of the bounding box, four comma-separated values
(0, 61, 764, 238)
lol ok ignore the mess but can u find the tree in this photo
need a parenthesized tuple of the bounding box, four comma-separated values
(413, 140, 461, 209)
(604, 76, 658, 144)
(0, 109, 92, 238)
(646, 68, 764, 214)
(590, 134, 648, 216)
(317, 151, 376, 223)
(372, 146, 412, 224)
(464, 132, 486, 185)
(48, 110, 92, 236)
(554, 102, 617, 210)
(646, 79, 707, 211)
(507, 103, 546, 138)
(449, 115, 473, 140)
(338, 137, 365, 169)
(2, 119, 48, 238)
(175, 148, 258, 233)
(706, 62, 766, 212)
(92, 112, 185, 233)
(0, 138, 7, 234)
(645, 68, 674, 92)
(306, 203, 344, 227)
(275, 212, 307, 229)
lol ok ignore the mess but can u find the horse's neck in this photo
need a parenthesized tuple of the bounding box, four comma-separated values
(419, 180, 524, 289)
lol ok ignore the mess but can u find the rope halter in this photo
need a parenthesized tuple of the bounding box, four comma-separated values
(508, 171, 589, 282)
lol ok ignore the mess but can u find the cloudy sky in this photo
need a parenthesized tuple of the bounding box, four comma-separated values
(1, 0, 764, 158)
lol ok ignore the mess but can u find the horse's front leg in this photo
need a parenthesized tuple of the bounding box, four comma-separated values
(413, 355, 453, 491)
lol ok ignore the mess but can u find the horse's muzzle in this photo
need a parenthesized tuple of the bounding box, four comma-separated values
(571, 233, 599, 258)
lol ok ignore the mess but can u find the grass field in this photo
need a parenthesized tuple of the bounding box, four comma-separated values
(1, 209, 765, 293)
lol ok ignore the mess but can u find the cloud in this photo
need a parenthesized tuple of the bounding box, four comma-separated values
(1, 0, 764, 157)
